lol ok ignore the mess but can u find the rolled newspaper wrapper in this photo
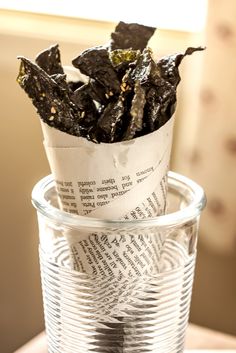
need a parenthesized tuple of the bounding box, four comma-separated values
(41, 117, 174, 275)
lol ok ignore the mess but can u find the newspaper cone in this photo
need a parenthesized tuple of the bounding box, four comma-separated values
(41, 117, 174, 276)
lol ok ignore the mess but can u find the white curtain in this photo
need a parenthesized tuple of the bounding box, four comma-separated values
(173, 0, 236, 254)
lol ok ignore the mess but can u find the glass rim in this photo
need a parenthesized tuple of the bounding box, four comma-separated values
(31, 171, 206, 230)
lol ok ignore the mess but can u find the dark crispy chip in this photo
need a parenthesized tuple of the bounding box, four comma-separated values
(143, 47, 205, 131)
(50, 73, 68, 88)
(67, 80, 84, 92)
(157, 46, 205, 88)
(17, 57, 81, 136)
(110, 21, 156, 51)
(96, 97, 124, 143)
(128, 48, 177, 132)
(72, 84, 98, 128)
(144, 83, 176, 132)
(35, 44, 64, 75)
(72, 46, 120, 95)
(87, 79, 108, 105)
(131, 48, 156, 85)
(123, 81, 146, 140)
(17, 22, 205, 143)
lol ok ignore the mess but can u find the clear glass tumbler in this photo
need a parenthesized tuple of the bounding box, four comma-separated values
(32, 171, 206, 353)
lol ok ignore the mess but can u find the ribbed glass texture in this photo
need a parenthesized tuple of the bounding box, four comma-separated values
(32, 172, 206, 353)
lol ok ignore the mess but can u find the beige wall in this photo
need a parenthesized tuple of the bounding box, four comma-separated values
(0, 37, 49, 353)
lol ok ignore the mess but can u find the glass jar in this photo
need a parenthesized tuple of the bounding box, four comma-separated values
(32, 171, 206, 353)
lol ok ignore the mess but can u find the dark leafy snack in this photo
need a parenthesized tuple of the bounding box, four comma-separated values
(95, 68, 134, 142)
(123, 81, 146, 140)
(144, 83, 176, 132)
(157, 47, 205, 88)
(96, 96, 124, 142)
(110, 21, 156, 51)
(86, 79, 108, 105)
(17, 21, 204, 143)
(72, 84, 98, 129)
(123, 48, 173, 135)
(67, 80, 84, 92)
(35, 44, 64, 75)
(17, 57, 82, 137)
(50, 73, 68, 88)
(72, 46, 120, 95)
(130, 47, 155, 84)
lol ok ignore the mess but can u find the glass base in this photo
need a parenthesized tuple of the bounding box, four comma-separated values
(40, 240, 195, 353)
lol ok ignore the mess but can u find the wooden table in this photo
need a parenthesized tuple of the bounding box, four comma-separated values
(14, 324, 236, 352)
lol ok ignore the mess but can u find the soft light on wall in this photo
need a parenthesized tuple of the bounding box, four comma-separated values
(0, 0, 207, 32)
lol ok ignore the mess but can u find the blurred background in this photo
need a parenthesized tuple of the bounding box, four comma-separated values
(0, 0, 236, 352)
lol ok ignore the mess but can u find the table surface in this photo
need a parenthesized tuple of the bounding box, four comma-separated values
(14, 324, 236, 353)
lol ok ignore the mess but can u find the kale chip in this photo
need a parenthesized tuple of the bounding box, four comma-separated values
(17, 21, 204, 143)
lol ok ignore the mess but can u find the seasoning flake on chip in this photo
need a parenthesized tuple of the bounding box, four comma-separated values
(110, 49, 139, 68)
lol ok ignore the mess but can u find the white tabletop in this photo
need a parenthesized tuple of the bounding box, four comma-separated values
(14, 324, 236, 353)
